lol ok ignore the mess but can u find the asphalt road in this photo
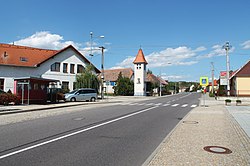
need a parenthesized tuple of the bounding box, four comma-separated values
(0, 93, 200, 166)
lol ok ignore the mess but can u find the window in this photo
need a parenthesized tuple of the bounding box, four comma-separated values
(0, 79, 4, 90)
(77, 65, 84, 73)
(137, 78, 141, 84)
(61, 81, 69, 90)
(20, 57, 28, 62)
(137, 64, 141, 69)
(70, 64, 75, 74)
(51, 62, 60, 72)
(63, 63, 68, 73)
(34, 83, 39, 90)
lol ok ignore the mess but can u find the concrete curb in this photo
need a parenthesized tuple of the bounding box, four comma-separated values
(0, 100, 121, 116)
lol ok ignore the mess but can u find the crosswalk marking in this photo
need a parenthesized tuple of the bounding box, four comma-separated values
(118, 102, 197, 108)
(181, 104, 188, 107)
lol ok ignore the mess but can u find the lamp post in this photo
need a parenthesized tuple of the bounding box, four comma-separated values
(99, 46, 105, 99)
(89, 32, 104, 91)
(222, 42, 232, 96)
(89, 32, 104, 56)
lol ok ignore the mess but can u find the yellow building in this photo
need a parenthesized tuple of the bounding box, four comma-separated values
(230, 60, 250, 96)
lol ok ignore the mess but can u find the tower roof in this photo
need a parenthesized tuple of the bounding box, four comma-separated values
(133, 49, 148, 64)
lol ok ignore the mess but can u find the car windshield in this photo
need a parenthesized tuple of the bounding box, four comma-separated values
(68, 90, 78, 94)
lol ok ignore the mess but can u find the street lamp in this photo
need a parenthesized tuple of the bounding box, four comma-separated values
(89, 32, 104, 57)
(89, 32, 105, 94)
(222, 41, 232, 96)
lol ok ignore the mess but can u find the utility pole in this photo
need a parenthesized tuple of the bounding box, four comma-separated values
(222, 42, 232, 96)
(211, 62, 214, 94)
(99, 46, 105, 99)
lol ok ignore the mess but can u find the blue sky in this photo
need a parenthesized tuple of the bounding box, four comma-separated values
(1, 0, 250, 82)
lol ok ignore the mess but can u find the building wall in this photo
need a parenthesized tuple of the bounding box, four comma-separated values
(40, 49, 94, 91)
(236, 77, 250, 96)
(0, 48, 97, 92)
(134, 63, 146, 96)
(0, 66, 40, 92)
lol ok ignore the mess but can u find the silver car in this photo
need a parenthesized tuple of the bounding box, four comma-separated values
(65, 88, 97, 102)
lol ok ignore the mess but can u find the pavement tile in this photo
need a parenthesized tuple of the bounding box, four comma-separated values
(147, 99, 250, 166)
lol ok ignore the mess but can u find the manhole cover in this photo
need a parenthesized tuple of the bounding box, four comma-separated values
(182, 121, 198, 124)
(203, 146, 232, 154)
(72, 117, 85, 121)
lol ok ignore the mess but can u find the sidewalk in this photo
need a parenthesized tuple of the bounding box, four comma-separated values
(146, 96, 250, 165)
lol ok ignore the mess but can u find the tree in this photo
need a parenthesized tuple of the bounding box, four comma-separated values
(114, 72, 134, 96)
(75, 64, 99, 92)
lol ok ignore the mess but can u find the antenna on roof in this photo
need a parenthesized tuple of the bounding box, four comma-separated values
(12, 42, 15, 45)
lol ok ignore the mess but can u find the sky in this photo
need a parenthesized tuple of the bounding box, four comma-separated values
(1, 0, 250, 82)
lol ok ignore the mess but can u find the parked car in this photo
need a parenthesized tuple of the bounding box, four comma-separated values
(64, 88, 97, 102)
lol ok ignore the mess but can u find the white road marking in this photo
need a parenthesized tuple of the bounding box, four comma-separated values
(181, 104, 188, 107)
(0, 106, 159, 160)
(163, 104, 170, 106)
(191, 105, 197, 108)
(171, 104, 179, 107)
(146, 103, 154, 106)
(155, 103, 162, 106)
(119, 102, 130, 105)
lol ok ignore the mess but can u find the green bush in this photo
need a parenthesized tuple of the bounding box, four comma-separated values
(0, 93, 20, 105)
(209, 92, 215, 97)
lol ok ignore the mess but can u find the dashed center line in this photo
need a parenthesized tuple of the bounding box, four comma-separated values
(181, 104, 188, 107)
(171, 104, 179, 107)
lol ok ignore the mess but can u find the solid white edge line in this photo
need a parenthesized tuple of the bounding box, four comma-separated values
(0, 106, 159, 160)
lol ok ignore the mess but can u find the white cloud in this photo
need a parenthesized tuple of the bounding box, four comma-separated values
(14, 31, 81, 50)
(162, 75, 187, 80)
(241, 40, 250, 49)
(114, 46, 204, 69)
(13, 31, 105, 57)
(200, 44, 235, 58)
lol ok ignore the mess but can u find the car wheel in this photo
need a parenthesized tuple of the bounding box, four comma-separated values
(90, 97, 96, 102)
(70, 97, 76, 102)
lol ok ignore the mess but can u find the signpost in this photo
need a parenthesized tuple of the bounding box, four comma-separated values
(200, 77, 208, 107)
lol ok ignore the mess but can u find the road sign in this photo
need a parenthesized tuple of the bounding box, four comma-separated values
(200, 77, 209, 86)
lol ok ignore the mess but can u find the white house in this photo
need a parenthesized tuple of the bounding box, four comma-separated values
(103, 68, 134, 94)
(0, 43, 100, 92)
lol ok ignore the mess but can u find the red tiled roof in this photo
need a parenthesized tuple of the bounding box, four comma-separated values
(133, 49, 148, 64)
(146, 74, 159, 83)
(0, 43, 100, 73)
(103, 68, 134, 81)
(230, 60, 250, 79)
(0, 43, 58, 67)
(209, 80, 218, 86)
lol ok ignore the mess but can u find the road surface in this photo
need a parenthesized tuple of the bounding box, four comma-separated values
(0, 93, 200, 166)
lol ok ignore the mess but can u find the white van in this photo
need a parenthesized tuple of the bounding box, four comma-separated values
(64, 88, 97, 102)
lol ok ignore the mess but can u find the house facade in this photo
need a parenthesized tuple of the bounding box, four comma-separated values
(0, 43, 100, 93)
(103, 68, 134, 94)
(230, 60, 250, 96)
